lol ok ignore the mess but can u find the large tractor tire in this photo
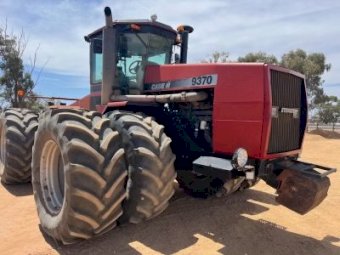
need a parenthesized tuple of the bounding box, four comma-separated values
(0, 108, 38, 184)
(32, 109, 127, 244)
(107, 111, 176, 224)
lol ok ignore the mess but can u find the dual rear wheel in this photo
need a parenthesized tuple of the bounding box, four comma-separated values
(0, 109, 38, 184)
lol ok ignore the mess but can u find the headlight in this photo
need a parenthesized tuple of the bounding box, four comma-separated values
(232, 148, 248, 169)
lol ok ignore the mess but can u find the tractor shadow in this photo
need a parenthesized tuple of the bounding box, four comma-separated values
(43, 187, 340, 255)
(1, 182, 33, 196)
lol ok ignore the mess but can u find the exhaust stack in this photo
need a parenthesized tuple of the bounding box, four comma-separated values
(101, 7, 116, 105)
(104, 6, 113, 27)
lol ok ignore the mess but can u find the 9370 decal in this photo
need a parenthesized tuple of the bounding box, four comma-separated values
(192, 75, 213, 86)
(145, 74, 218, 91)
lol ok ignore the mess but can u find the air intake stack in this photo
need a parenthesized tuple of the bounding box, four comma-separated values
(177, 25, 194, 64)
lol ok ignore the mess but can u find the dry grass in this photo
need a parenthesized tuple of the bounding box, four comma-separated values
(308, 129, 340, 139)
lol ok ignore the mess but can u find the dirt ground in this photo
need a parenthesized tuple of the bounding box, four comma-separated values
(0, 133, 339, 255)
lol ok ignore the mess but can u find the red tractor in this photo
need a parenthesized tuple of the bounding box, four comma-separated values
(0, 7, 335, 244)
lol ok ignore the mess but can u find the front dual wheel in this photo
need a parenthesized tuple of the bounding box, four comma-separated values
(32, 109, 177, 244)
(107, 111, 177, 224)
(32, 109, 127, 244)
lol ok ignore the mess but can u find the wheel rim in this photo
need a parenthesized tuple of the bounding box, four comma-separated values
(0, 125, 7, 175)
(40, 139, 65, 214)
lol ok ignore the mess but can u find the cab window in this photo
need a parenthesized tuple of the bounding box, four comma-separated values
(148, 53, 166, 65)
(116, 31, 173, 91)
(90, 39, 103, 84)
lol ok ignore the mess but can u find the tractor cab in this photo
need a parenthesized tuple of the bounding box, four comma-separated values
(85, 8, 179, 105)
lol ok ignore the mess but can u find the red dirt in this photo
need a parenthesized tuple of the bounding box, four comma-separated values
(0, 133, 340, 254)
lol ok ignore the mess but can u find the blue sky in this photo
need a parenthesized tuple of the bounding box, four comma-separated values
(1, 0, 339, 98)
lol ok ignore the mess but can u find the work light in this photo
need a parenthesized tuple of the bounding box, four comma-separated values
(232, 148, 248, 169)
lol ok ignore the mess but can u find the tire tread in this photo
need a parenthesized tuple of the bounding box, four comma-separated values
(0, 108, 39, 184)
(107, 110, 176, 223)
(32, 109, 127, 244)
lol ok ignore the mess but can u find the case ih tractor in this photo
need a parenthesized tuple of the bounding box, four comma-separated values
(0, 7, 336, 244)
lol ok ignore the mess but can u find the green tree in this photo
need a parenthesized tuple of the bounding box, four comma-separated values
(318, 100, 340, 124)
(0, 25, 41, 108)
(281, 49, 331, 109)
(238, 51, 278, 64)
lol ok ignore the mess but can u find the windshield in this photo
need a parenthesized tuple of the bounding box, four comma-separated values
(89, 26, 176, 94)
(116, 32, 173, 94)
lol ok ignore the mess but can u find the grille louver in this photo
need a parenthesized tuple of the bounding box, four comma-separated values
(268, 70, 305, 154)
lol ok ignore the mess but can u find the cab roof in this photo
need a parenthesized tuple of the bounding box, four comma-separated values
(85, 19, 177, 42)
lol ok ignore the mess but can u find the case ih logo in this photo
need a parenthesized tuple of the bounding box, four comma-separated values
(145, 74, 218, 91)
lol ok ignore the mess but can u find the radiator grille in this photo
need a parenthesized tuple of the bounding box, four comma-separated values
(268, 70, 305, 154)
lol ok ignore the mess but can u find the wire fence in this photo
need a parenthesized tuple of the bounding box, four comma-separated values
(307, 122, 340, 132)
